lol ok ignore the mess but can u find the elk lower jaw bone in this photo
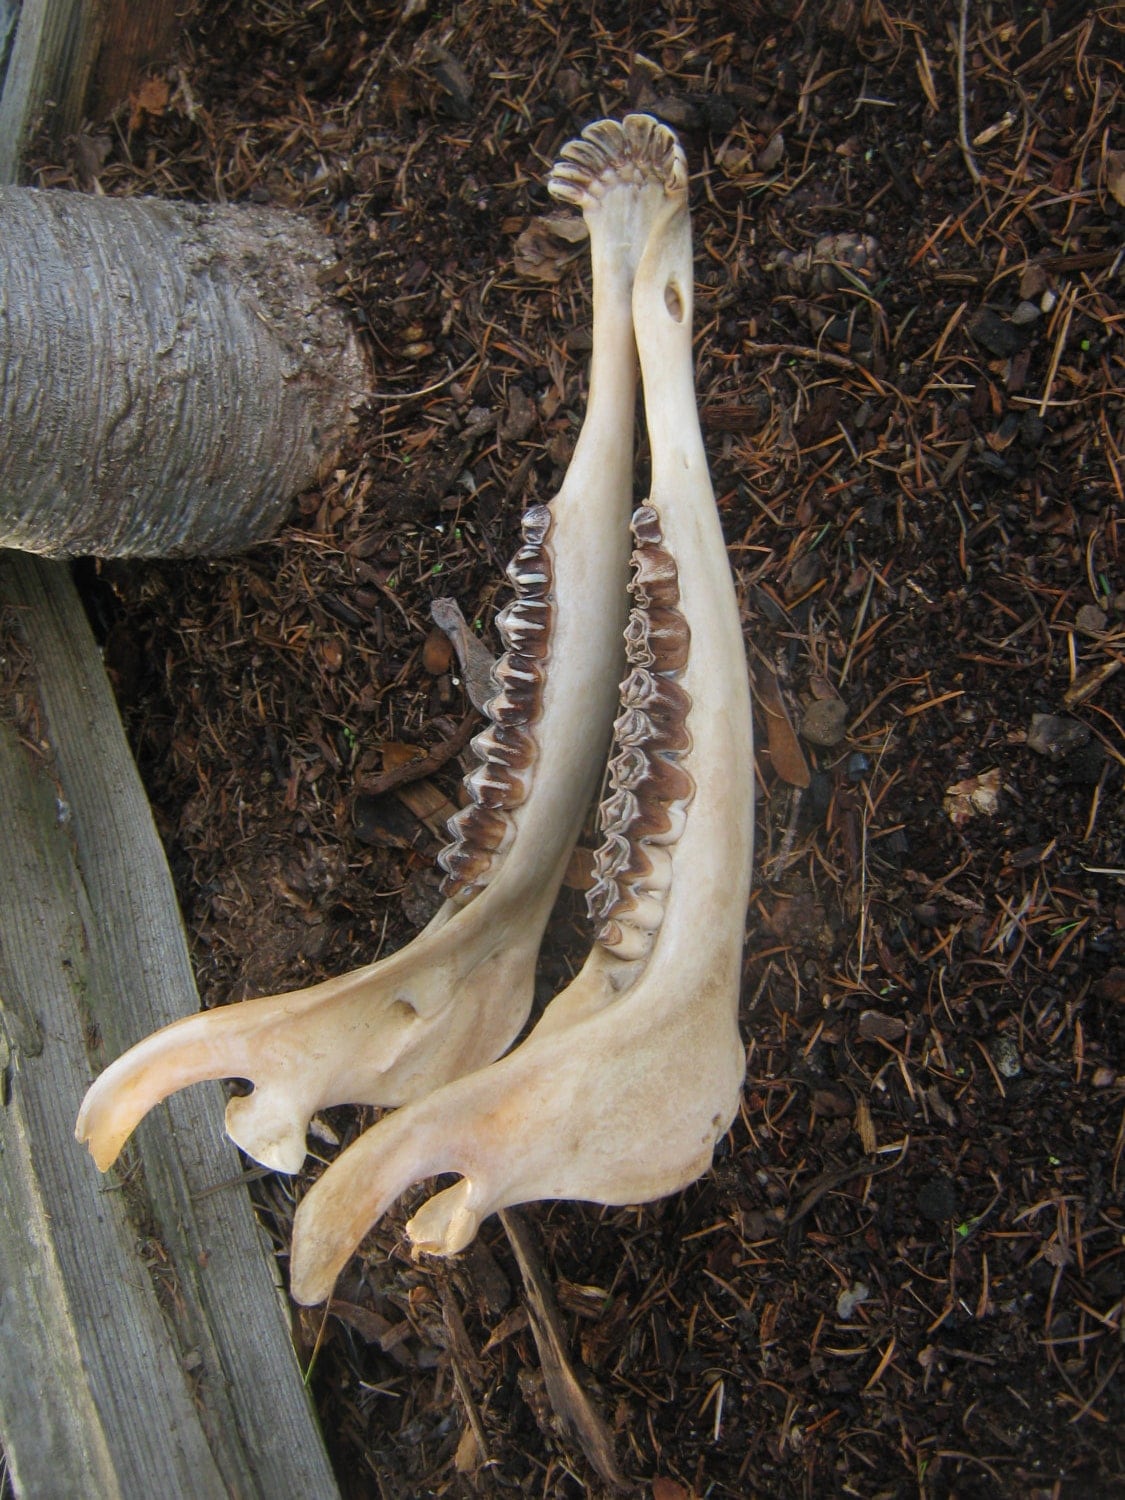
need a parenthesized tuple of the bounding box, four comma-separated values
(289, 128, 754, 1306)
(75, 116, 687, 1177)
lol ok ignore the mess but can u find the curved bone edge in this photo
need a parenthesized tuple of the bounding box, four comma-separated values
(288, 954, 743, 1304)
(285, 119, 754, 1300)
(437, 504, 553, 900)
(76, 119, 685, 1177)
(586, 508, 693, 956)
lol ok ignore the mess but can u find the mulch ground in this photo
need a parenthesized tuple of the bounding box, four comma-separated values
(31, 1, 1124, 1495)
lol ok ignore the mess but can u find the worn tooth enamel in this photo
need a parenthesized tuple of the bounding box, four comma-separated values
(75, 114, 680, 1179)
(287, 115, 755, 1306)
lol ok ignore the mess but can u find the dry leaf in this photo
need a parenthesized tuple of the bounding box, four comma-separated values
(756, 131, 785, 172)
(1104, 148, 1125, 208)
(380, 741, 426, 771)
(454, 1424, 482, 1473)
(754, 666, 811, 787)
(128, 77, 170, 132)
(430, 597, 496, 710)
(513, 216, 587, 281)
(942, 767, 1001, 827)
(854, 1094, 877, 1153)
(652, 1481, 691, 1500)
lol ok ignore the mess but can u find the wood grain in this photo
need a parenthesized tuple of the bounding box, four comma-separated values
(0, 553, 339, 1498)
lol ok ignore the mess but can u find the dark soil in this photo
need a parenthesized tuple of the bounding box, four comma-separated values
(35, 2, 1124, 1496)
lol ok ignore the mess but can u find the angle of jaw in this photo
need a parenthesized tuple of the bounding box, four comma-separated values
(288, 124, 755, 1308)
(74, 117, 690, 1180)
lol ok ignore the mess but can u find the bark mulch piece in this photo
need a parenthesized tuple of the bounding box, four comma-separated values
(32, 2, 1123, 1495)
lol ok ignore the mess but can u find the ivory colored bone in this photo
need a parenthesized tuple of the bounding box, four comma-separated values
(76, 117, 684, 1175)
(288, 122, 755, 1306)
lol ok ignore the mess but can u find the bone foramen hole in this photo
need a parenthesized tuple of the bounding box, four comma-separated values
(664, 279, 685, 322)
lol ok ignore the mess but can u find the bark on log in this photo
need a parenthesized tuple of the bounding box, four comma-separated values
(0, 187, 368, 557)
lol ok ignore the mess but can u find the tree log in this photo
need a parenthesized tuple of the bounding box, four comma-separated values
(0, 188, 368, 557)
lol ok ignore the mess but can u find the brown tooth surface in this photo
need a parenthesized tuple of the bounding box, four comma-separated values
(623, 606, 690, 672)
(438, 505, 554, 901)
(587, 507, 695, 959)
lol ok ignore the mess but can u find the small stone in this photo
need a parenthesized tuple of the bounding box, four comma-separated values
(1019, 411, 1046, 447)
(836, 1283, 870, 1320)
(801, 697, 848, 746)
(756, 131, 785, 172)
(786, 551, 823, 598)
(1075, 604, 1107, 634)
(1026, 713, 1090, 759)
(969, 306, 1035, 358)
(990, 1034, 1021, 1078)
(1019, 264, 1048, 300)
(846, 751, 871, 781)
(858, 1010, 907, 1042)
(1010, 300, 1040, 326)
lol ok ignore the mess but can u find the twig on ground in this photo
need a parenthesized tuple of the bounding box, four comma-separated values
(356, 710, 479, 796)
(957, 0, 983, 191)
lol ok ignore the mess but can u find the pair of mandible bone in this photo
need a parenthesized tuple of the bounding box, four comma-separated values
(286, 120, 754, 1303)
(74, 114, 691, 1176)
(76, 116, 754, 1310)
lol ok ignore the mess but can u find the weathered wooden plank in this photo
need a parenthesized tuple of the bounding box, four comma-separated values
(0, 707, 232, 1498)
(0, 0, 99, 181)
(0, 552, 340, 1498)
(88, 0, 180, 122)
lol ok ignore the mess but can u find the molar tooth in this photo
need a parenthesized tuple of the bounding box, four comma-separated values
(495, 600, 549, 653)
(519, 504, 552, 546)
(610, 706, 655, 747)
(469, 722, 528, 768)
(591, 831, 632, 885)
(464, 761, 525, 810)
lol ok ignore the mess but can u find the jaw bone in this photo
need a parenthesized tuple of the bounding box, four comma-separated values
(288, 124, 755, 1306)
(76, 116, 686, 1176)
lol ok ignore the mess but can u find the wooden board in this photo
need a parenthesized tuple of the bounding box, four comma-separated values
(0, 553, 340, 1498)
(0, 0, 96, 181)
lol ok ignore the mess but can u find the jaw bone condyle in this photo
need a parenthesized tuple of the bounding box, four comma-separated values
(75, 116, 755, 1302)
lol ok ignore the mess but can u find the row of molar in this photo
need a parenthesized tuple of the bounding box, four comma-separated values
(587, 504, 694, 961)
(437, 504, 554, 901)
